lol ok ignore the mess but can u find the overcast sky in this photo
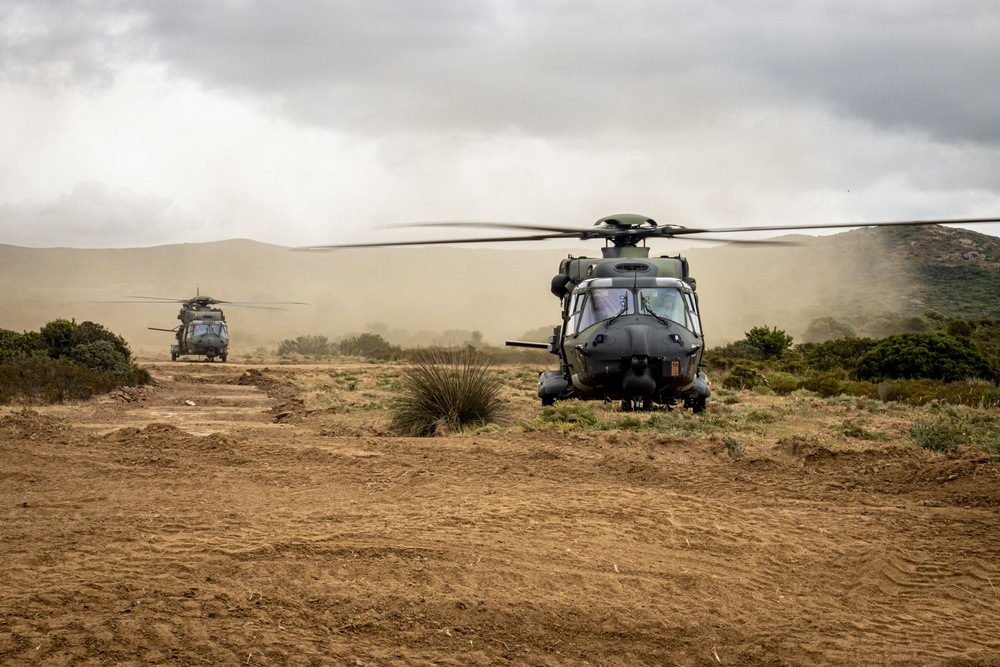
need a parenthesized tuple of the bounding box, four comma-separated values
(2, 0, 999, 248)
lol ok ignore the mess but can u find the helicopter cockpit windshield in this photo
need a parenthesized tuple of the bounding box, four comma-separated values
(188, 321, 228, 341)
(568, 279, 701, 336)
(577, 288, 634, 330)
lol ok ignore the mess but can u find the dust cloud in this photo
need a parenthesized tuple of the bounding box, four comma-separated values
(690, 229, 912, 344)
(0, 230, 910, 356)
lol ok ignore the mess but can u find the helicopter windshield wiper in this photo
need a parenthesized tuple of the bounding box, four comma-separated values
(604, 294, 631, 327)
(639, 296, 672, 327)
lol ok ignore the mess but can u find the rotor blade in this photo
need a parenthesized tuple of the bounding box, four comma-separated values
(212, 302, 308, 309)
(384, 220, 583, 234)
(680, 216, 1000, 236)
(222, 301, 309, 307)
(92, 299, 187, 304)
(122, 295, 190, 302)
(300, 231, 587, 250)
(681, 236, 800, 246)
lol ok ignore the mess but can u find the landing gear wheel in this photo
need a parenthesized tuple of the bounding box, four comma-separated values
(171, 353, 177, 361)
(221, 354, 228, 363)
(621, 397, 653, 412)
(541, 396, 555, 406)
(686, 397, 707, 414)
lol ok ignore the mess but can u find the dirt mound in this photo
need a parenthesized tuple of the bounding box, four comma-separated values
(237, 367, 299, 400)
(99, 422, 243, 468)
(0, 408, 70, 441)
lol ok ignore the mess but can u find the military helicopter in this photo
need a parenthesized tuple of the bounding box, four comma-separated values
(106, 291, 307, 362)
(308, 213, 1000, 411)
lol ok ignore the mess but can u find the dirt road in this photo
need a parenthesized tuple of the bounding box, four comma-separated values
(2, 361, 999, 665)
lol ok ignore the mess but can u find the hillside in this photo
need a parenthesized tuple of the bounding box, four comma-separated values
(867, 224, 1000, 318)
(2, 224, 999, 355)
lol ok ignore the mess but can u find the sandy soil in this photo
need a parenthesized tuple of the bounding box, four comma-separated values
(2, 360, 1000, 666)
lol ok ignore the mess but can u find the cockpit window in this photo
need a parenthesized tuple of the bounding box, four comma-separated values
(189, 322, 228, 339)
(638, 288, 688, 327)
(578, 288, 634, 331)
(568, 284, 699, 334)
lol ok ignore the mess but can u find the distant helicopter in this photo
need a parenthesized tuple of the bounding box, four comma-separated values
(307, 213, 1000, 411)
(106, 292, 307, 362)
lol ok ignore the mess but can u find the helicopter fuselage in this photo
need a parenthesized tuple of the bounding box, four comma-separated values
(515, 246, 710, 411)
(167, 305, 230, 362)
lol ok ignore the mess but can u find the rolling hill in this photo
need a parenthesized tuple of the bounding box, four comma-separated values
(2, 224, 999, 356)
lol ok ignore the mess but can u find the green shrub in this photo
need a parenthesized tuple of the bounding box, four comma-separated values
(0, 356, 125, 404)
(339, 333, 402, 360)
(0, 329, 38, 362)
(766, 372, 799, 395)
(703, 340, 764, 369)
(278, 335, 336, 356)
(390, 348, 504, 436)
(798, 372, 846, 397)
(853, 332, 999, 383)
(0, 320, 149, 404)
(39, 319, 78, 359)
(71, 321, 133, 362)
(67, 341, 132, 376)
(722, 364, 767, 390)
(799, 337, 879, 373)
(744, 326, 794, 358)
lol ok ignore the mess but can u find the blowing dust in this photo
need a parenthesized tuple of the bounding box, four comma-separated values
(0, 231, 910, 354)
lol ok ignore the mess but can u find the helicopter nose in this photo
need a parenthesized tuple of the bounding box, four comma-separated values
(621, 357, 656, 396)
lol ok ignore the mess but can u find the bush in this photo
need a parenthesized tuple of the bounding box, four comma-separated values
(744, 326, 794, 358)
(278, 335, 336, 356)
(766, 372, 799, 395)
(339, 333, 402, 361)
(853, 332, 1000, 383)
(721, 364, 768, 390)
(798, 371, 846, 397)
(71, 321, 133, 362)
(799, 337, 879, 374)
(390, 348, 504, 436)
(0, 320, 149, 404)
(0, 329, 41, 362)
(703, 340, 765, 369)
(0, 356, 128, 404)
(67, 340, 132, 377)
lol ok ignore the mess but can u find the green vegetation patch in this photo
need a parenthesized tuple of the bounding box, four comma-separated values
(0, 319, 150, 404)
(909, 407, 1000, 455)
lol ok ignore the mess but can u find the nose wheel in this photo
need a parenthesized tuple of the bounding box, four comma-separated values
(621, 397, 653, 412)
(684, 396, 707, 413)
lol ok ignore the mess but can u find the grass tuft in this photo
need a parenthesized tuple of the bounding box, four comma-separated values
(390, 348, 504, 436)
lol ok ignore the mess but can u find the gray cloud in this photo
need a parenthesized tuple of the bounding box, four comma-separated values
(1, 0, 998, 251)
(5, 0, 998, 144)
(0, 182, 200, 248)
